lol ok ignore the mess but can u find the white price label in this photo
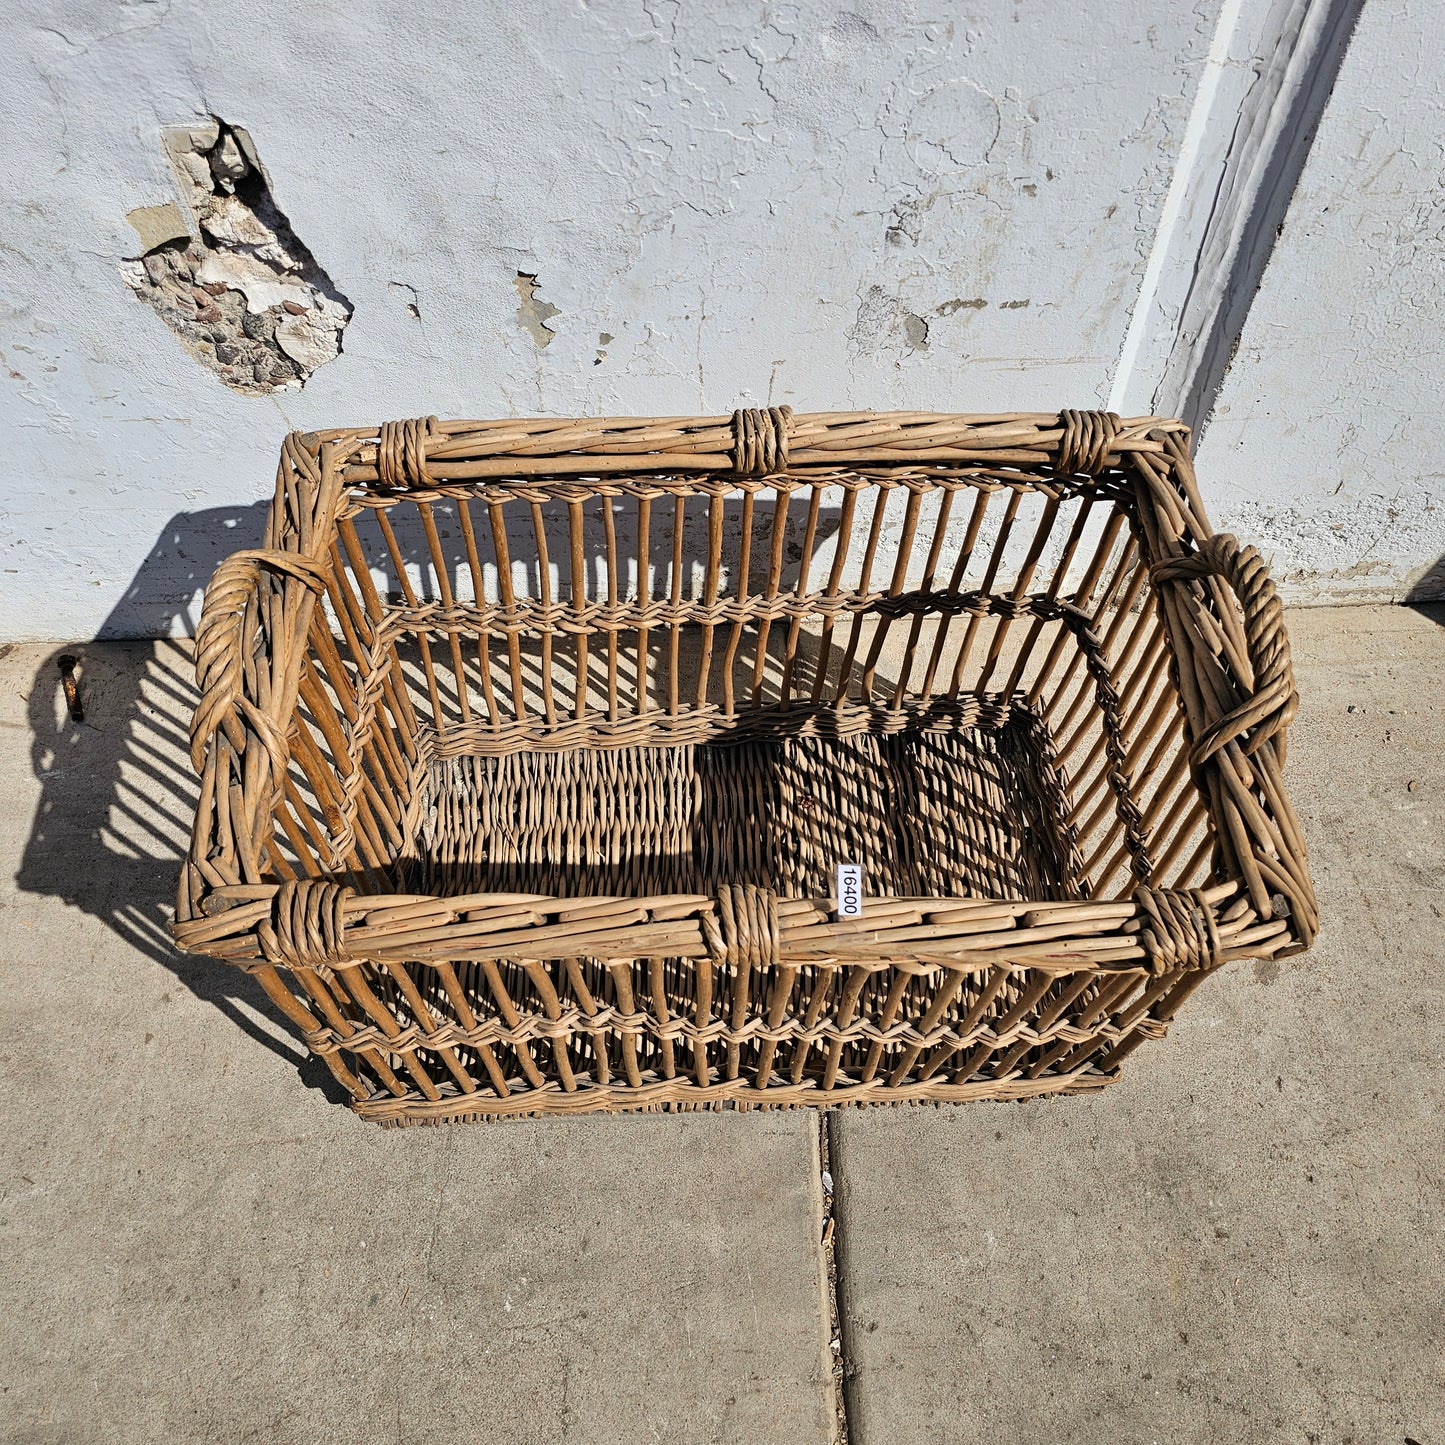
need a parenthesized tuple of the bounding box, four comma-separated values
(836, 864, 864, 920)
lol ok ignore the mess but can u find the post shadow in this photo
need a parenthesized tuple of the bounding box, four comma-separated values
(1404, 553, 1445, 621)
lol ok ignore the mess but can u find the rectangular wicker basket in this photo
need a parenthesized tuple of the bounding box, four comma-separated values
(173, 408, 1317, 1124)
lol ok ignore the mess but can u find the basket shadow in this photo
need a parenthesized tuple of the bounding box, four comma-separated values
(15, 492, 858, 1102)
(14, 504, 348, 1101)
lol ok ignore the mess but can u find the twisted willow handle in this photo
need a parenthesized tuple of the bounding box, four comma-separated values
(189, 547, 329, 777)
(1150, 533, 1298, 767)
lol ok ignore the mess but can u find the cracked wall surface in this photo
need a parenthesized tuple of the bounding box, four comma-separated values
(0, 0, 1438, 636)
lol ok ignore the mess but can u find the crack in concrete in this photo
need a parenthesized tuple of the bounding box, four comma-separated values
(820, 1111, 856, 1445)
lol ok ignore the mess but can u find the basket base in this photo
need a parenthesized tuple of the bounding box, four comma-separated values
(354, 1067, 1120, 1126)
(402, 706, 1082, 902)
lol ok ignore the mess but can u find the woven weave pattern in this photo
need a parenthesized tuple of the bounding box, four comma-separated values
(172, 408, 1317, 1124)
(404, 717, 1079, 901)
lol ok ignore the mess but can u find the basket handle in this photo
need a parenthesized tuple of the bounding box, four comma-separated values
(189, 547, 330, 777)
(1149, 533, 1297, 766)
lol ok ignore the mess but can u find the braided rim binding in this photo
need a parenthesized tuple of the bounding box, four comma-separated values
(1132, 886, 1223, 974)
(257, 880, 354, 975)
(1149, 533, 1298, 766)
(730, 406, 792, 476)
(1056, 409, 1121, 476)
(377, 416, 441, 488)
(707, 884, 781, 969)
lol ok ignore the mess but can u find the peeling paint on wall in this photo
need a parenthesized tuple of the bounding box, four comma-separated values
(118, 118, 352, 393)
(513, 272, 560, 348)
(850, 285, 932, 357)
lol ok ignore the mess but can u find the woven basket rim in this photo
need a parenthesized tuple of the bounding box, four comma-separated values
(301, 408, 1190, 488)
(173, 406, 1317, 990)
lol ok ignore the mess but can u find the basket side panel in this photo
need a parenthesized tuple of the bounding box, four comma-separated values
(268, 516, 427, 890)
(319, 943, 1195, 1124)
(339, 474, 1145, 752)
(1055, 525, 1215, 901)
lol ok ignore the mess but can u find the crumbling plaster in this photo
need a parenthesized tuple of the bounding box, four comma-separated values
(119, 119, 353, 393)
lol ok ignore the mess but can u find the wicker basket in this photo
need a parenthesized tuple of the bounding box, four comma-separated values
(173, 408, 1317, 1124)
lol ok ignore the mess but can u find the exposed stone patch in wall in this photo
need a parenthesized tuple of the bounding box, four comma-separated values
(119, 119, 352, 393)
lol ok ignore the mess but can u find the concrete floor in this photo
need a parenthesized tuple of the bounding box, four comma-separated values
(1, 604, 1441, 1443)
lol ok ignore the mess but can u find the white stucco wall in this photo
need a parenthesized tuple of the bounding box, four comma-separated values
(0, 0, 1220, 638)
(1197, 0, 1445, 602)
(1, 0, 1439, 640)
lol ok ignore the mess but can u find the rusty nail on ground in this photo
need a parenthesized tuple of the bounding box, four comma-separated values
(57, 654, 83, 721)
